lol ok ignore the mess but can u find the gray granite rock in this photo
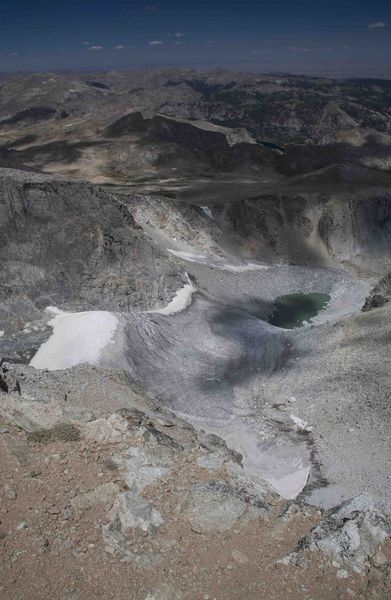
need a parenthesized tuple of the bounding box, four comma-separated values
(287, 494, 391, 574)
(179, 480, 247, 532)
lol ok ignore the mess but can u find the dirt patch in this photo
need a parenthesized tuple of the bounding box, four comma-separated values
(1, 417, 390, 600)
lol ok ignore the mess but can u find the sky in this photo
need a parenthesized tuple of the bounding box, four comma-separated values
(0, 0, 391, 77)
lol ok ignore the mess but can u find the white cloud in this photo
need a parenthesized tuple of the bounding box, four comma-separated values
(205, 40, 214, 44)
(175, 41, 183, 45)
(145, 5, 157, 10)
(8, 52, 19, 57)
(251, 49, 270, 54)
(114, 45, 125, 50)
(89, 45, 103, 51)
(368, 21, 387, 28)
(82, 41, 90, 45)
(168, 32, 184, 38)
(149, 40, 163, 45)
(287, 45, 313, 52)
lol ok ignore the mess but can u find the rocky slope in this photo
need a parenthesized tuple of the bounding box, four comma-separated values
(209, 189, 391, 275)
(1, 70, 391, 598)
(1, 362, 390, 599)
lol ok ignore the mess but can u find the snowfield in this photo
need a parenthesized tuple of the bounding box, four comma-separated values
(30, 309, 119, 371)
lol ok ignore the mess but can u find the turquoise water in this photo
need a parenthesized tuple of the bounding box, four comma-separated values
(267, 293, 330, 329)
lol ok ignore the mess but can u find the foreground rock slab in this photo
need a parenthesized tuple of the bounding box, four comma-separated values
(284, 494, 390, 575)
(1, 394, 391, 599)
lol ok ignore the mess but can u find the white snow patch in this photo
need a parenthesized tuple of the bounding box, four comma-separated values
(168, 249, 270, 272)
(148, 283, 195, 316)
(223, 262, 270, 273)
(0, 331, 4, 338)
(290, 414, 313, 432)
(268, 462, 311, 500)
(168, 249, 212, 262)
(30, 310, 119, 371)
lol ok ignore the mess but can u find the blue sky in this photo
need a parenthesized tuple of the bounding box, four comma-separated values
(1, 0, 390, 76)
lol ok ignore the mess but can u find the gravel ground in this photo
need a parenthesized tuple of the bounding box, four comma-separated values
(1, 404, 390, 600)
(262, 303, 391, 515)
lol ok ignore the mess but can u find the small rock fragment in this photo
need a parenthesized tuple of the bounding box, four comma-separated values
(29, 469, 42, 478)
(71, 482, 119, 512)
(83, 414, 129, 444)
(197, 452, 224, 471)
(337, 570, 349, 579)
(179, 480, 247, 533)
(145, 584, 182, 600)
(231, 549, 249, 564)
(371, 549, 387, 567)
(3, 435, 36, 465)
(106, 488, 164, 535)
(4, 483, 17, 499)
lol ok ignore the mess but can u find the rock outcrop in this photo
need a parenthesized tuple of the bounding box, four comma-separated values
(285, 494, 390, 574)
(0, 168, 183, 333)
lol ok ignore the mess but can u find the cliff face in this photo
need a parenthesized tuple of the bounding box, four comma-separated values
(211, 191, 391, 275)
(0, 169, 183, 331)
(318, 193, 391, 272)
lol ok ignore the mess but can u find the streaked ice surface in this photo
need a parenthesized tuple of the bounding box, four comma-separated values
(30, 291, 310, 499)
(29, 255, 371, 500)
